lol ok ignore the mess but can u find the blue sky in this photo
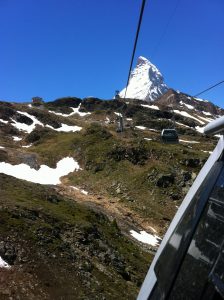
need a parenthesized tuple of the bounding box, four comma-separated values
(0, 0, 224, 106)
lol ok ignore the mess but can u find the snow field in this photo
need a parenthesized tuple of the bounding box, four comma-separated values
(0, 157, 80, 185)
(0, 111, 83, 134)
(130, 230, 161, 246)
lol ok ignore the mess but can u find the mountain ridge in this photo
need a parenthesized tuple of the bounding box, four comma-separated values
(119, 56, 168, 101)
(118, 56, 221, 110)
(0, 92, 222, 299)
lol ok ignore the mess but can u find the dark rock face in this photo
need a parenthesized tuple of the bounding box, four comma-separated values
(0, 149, 8, 162)
(14, 113, 33, 125)
(182, 171, 192, 182)
(170, 193, 181, 200)
(0, 102, 15, 120)
(108, 144, 148, 165)
(156, 174, 175, 188)
(60, 221, 131, 281)
(0, 123, 20, 136)
(0, 241, 17, 265)
(85, 161, 106, 173)
(182, 158, 200, 168)
(25, 127, 55, 144)
(17, 153, 39, 169)
(46, 97, 82, 108)
(28, 110, 61, 128)
(155, 89, 224, 116)
(82, 98, 126, 112)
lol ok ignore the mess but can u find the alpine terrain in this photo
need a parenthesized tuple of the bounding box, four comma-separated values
(0, 58, 223, 299)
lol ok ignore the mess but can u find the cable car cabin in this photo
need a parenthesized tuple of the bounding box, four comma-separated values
(137, 116, 224, 300)
(161, 129, 179, 144)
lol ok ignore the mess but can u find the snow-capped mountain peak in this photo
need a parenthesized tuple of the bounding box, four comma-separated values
(119, 56, 168, 102)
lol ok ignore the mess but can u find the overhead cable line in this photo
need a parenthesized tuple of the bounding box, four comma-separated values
(194, 80, 224, 97)
(151, 0, 181, 59)
(124, 0, 147, 99)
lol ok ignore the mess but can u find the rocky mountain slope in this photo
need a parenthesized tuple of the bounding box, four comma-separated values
(119, 56, 168, 101)
(0, 94, 223, 299)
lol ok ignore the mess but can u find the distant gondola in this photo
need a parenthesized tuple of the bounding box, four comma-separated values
(161, 128, 179, 144)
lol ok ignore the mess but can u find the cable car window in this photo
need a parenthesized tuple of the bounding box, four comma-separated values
(149, 161, 224, 299)
(168, 164, 224, 299)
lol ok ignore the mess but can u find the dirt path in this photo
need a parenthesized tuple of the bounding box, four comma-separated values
(56, 184, 162, 252)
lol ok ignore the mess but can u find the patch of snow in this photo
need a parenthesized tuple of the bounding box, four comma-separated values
(135, 126, 147, 130)
(70, 186, 88, 195)
(114, 112, 122, 117)
(0, 119, 8, 124)
(179, 139, 200, 144)
(46, 124, 82, 133)
(174, 110, 205, 125)
(144, 138, 153, 141)
(195, 126, 205, 133)
(80, 189, 88, 195)
(28, 104, 32, 108)
(12, 111, 43, 133)
(126, 118, 133, 121)
(11, 119, 35, 133)
(148, 226, 157, 234)
(11, 110, 82, 133)
(70, 104, 91, 117)
(197, 115, 215, 123)
(50, 104, 91, 117)
(149, 128, 159, 132)
(105, 117, 110, 124)
(13, 136, 22, 141)
(141, 104, 159, 110)
(201, 150, 212, 154)
(202, 111, 212, 116)
(51, 111, 70, 117)
(0, 256, 10, 269)
(22, 144, 32, 148)
(0, 146, 5, 149)
(0, 157, 80, 185)
(130, 230, 161, 246)
(70, 186, 79, 191)
(182, 102, 194, 110)
(195, 97, 209, 103)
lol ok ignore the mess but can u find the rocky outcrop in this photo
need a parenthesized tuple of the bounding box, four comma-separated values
(108, 144, 148, 165)
(0, 241, 17, 264)
(156, 174, 175, 188)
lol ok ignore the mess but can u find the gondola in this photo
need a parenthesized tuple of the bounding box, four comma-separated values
(161, 128, 179, 144)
